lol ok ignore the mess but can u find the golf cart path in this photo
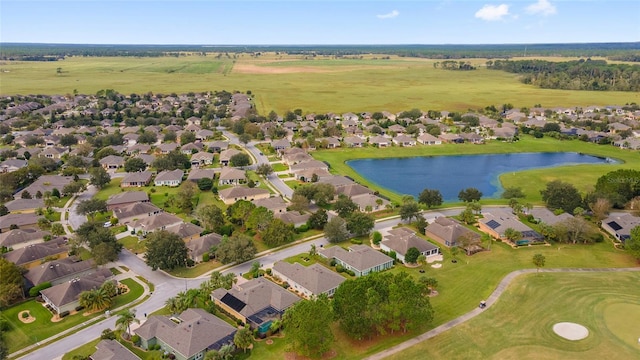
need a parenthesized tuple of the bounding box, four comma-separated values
(364, 267, 640, 360)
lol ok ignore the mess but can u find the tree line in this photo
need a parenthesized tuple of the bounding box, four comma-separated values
(486, 59, 640, 91)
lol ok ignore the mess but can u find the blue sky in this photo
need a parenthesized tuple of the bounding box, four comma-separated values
(1, 1, 638, 44)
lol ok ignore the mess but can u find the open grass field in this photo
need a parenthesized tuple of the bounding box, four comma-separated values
(1, 54, 637, 113)
(312, 136, 639, 204)
(386, 271, 640, 360)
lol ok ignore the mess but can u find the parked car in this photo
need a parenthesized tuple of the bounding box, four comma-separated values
(103, 221, 112, 228)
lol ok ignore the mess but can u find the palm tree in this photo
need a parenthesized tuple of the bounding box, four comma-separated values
(417, 254, 427, 270)
(165, 297, 180, 314)
(78, 287, 112, 312)
(116, 309, 140, 340)
(78, 290, 96, 311)
(233, 327, 254, 353)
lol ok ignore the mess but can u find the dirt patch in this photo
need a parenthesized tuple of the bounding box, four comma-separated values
(18, 310, 35, 324)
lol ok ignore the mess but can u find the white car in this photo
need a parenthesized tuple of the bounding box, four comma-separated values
(103, 221, 112, 228)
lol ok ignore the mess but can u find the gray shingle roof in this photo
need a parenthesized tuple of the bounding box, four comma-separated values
(272, 262, 345, 296)
(319, 245, 393, 272)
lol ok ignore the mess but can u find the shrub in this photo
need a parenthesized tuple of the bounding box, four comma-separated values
(153, 344, 161, 350)
(150, 188, 156, 193)
(350, 239, 362, 245)
(282, 282, 290, 289)
(101, 328, 116, 340)
(29, 282, 52, 297)
(22, 312, 30, 319)
(346, 269, 356, 276)
(59, 310, 70, 318)
(75, 305, 85, 312)
(336, 264, 345, 273)
(372, 231, 382, 245)
(296, 224, 309, 233)
(330, 259, 337, 267)
(265, 268, 272, 275)
(186, 258, 195, 267)
(131, 334, 141, 346)
(0, 319, 10, 331)
(202, 253, 210, 262)
(190, 219, 201, 226)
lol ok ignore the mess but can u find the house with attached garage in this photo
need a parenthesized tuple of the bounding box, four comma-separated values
(106, 191, 150, 210)
(218, 187, 270, 205)
(212, 278, 300, 334)
(99, 155, 125, 170)
(112, 202, 163, 225)
(318, 244, 394, 277)
(380, 227, 440, 263)
(0, 228, 50, 250)
(154, 169, 184, 187)
(425, 217, 481, 254)
(186, 232, 222, 262)
(2, 237, 68, 269)
(39, 268, 113, 314)
(24, 257, 97, 288)
(272, 261, 345, 298)
(601, 213, 640, 243)
(120, 171, 153, 188)
(135, 308, 236, 360)
(90, 340, 140, 360)
(127, 213, 183, 236)
(218, 167, 246, 186)
(186, 168, 216, 183)
(219, 148, 241, 166)
(190, 151, 214, 167)
(417, 133, 442, 145)
(478, 210, 543, 245)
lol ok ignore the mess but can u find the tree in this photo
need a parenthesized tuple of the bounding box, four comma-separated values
(532, 253, 546, 272)
(246, 206, 274, 232)
(502, 187, 525, 199)
(116, 309, 140, 340)
(0, 258, 24, 307)
(458, 188, 483, 202)
(21, 190, 32, 199)
(124, 158, 147, 173)
(289, 194, 310, 213)
(504, 228, 522, 243)
(75, 221, 122, 264)
(588, 197, 612, 222)
(399, 198, 421, 222)
(540, 180, 583, 214)
(51, 222, 65, 236)
(137, 131, 157, 144)
(37, 217, 52, 230)
(334, 194, 358, 218)
(79, 287, 112, 312)
(595, 169, 640, 208)
(372, 231, 382, 245)
(0, 204, 8, 216)
(346, 211, 375, 237)
(196, 205, 225, 233)
(459, 208, 475, 225)
(418, 188, 443, 208)
(90, 167, 111, 189)
(255, 163, 273, 177)
(214, 234, 257, 264)
(164, 131, 177, 142)
(76, 198, 107, 218)
(307, 209, 328, 230)
(283, 294, 334, 359)
(417, 254, 427, 269)
(626, 226, 640, 262)
(233, 327, 254, 353)
(145, 230, 189, 270)
(238, 133, 252, 144)
(324, 216, 349, 243)
(404, 247, 421, 264)
(92, 242, 120, 266)
(229, 153, 250, 167)
(180, 131, 196, 145)
(197, 177, 213, 191)
(227, 200, 255, 229)
(63, 181, 85, 196)
(553, 217, 597, 244)
(176, 181, 197, 213)
(262, 219, 294, 246)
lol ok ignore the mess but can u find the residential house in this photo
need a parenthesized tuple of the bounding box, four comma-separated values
(16, 175, 74, 198)
(126, 144, 151, 155)
(529, 207, 574, 226)
(380, 228, 440, 263)
(113, 202, 163, 225)
(613, 138, 640, 150)
(335, 183, 373, 199)
(272, 262, 345, 298)
(425, 217, 481, 252)
(318, 245, 394, 277)
(463, 133, 484, 144)
(369, 135, 390, 147)
(165, 222, 203, 242)
(343, 136, 364, 147)
(275, 211, 310, 228)
(438, 133, 464, 143)
(40, 269, 114, 314)
(135, 154, 156, 167)
(0, 228, 50, 250)
(154, 169, 184, 187)
(219, 149, 241, 166)
(0, 159, 28, 173)
(392, 134, 417, 147)
(156, 143, 179, 154)
(186, 232, 222, 262)
(180, 142, 202, 155)
(218, 167, 246, 186)
(99, 155, 125, 170)
(121, 171, 153, 188)
(187, 168, 216, 183)
(3, 237, 69, 269)
(417, 133, 442, 145)
(4, 198, 45, 213)
(122, 133, 139, 146)
(24, 257, 97, 288)
(251, 197, 288, 214)
(0, 213, 42, 232)
(478, 210, 543, 244)
(90, 339, 141, 360)
(282, 151, 314, 166)
(271, 139, 291, 152)
(195, 129, 214, 141)
(190, 152, 214, 167)
(38, 147, 67, 160)
(388, 124, 406, 134)
(127, 213, 183, 236)
(290, 160, 329, 182)
(206, 140, 229, 153)
(350, 193, 390, 212)
(601, 213, 640, 242)
(212, 278, 300, 334)
(106, 191, 150, 210)
(218, 187, 270, 205)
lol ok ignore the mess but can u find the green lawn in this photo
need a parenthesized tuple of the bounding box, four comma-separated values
(271, 163, 288, 172)
(312, 136, 639, 204)
(44, 211, 61, 222)
(119, 236, 147, 254)
(63, 334, 165, 360)
(61, 338, 101, 360)
(167, 259, 223, 278)
(1, 55, 635, 114)
(0, 278, 142, 354)
(387, 271, 640, 360)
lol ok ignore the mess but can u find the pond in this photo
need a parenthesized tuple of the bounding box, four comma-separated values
(347, 152, 616, 201)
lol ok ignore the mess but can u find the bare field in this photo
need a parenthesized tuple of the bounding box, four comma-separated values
(1, 53, 637, 114)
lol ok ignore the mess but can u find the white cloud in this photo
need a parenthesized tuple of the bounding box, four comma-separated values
(475, 4, 510, 21)
(526, 0, 557, 16)
(377, 10, 399, 19)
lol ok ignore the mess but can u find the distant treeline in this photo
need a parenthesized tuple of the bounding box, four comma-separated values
(486, 59, 640, 92)
(0, 42, 638, 61)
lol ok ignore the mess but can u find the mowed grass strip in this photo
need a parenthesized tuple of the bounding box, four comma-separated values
(1, 55, 636, 113)
(386, 271, 640, 360)
(312, 136, 639, 204)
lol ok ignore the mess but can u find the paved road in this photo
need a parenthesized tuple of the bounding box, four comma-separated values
(67, 185, 98, 230)
(363, 267, 640, 360)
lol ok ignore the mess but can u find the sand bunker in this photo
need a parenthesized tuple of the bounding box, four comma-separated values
(553, 322, 589, 340)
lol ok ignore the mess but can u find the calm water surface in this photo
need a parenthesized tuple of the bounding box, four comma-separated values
(347, 152, 615, 201)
